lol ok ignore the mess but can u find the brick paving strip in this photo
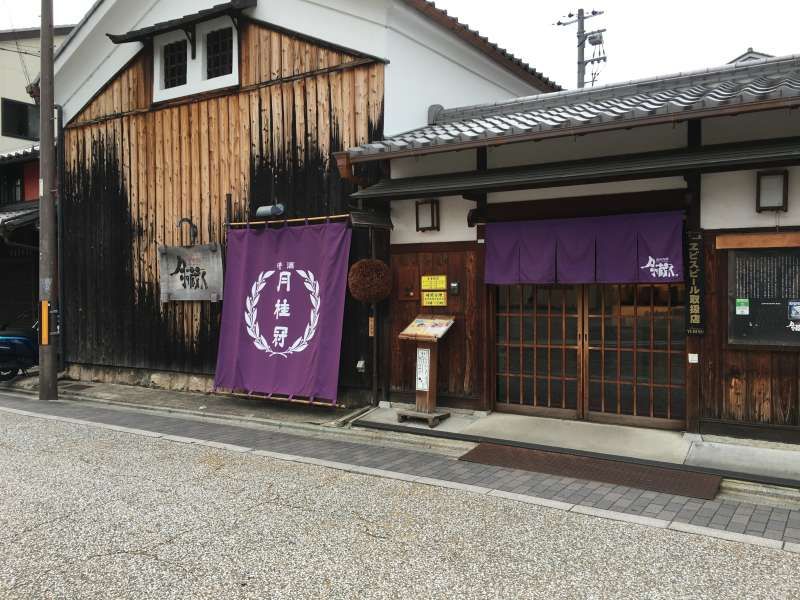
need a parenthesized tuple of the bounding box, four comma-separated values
(0, 393, 798, 553)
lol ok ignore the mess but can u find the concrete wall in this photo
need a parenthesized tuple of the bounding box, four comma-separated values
(53, 0, 546, 129)
(0, 32, 68, 153)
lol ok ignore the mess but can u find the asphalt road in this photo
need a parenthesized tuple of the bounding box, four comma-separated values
(1, 412, 799, 600)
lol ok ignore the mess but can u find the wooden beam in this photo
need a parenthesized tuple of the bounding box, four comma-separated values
(715, 231, 800, 249)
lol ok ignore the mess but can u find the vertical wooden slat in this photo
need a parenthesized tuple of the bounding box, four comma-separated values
(504, 287, 509, 404)
(281, 34, 292, 78)
(748, 354, 772, 423)
(271, 86, 283, 174)
(316, 49, 331, 159)
(270, 30, 281, 81)
(341, 67, 354, 151)
(238, 92, 251, 209)
(649, 285, 655, 418)
(259, 27, 270, 84)
(179, 104, 193, 361)
(518, 286, 523, 405)
(666, 286, 672, 419)
(190, 102, 202, 346)
(199, 101, 210, 246)
(227, 93, 239, 225)
(600, 287, 605, 413)
(329, 60, 343, 150)
(208, 98, 220, 242)
(616, 285, 622, 414)
(354, 66, 368, 145)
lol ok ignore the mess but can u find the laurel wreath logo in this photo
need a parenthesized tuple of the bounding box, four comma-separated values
(244, 269, 321, 358)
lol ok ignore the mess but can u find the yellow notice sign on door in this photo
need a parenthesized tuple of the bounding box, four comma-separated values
(421, 291, 448, 306)
(421, 275, 447, 290)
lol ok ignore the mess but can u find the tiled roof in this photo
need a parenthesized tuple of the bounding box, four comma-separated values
(0, 144, 39, 164)
(0, 201, 38, 231)
(108, 0, 257, 44)
(401, 0, 560, 93)
(346, 54, 800, 161)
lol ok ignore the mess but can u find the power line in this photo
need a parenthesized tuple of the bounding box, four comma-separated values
(556, 8, 608, 88)
(1, 0, 34, 88)
(0, 45, 40, 58)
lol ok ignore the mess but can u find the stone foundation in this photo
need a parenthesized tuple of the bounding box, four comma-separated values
(64, 364, 215, 393)
(63, 363, 371, 407)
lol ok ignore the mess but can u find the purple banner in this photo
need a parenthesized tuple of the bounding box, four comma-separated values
(214, 222, 352, 402)
(485, 211, 684, 285)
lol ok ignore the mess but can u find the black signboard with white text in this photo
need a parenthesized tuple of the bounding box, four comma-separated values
(686, 230, 705, 336)
(728, 248, 800, 346)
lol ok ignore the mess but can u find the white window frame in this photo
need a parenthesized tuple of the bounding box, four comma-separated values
(152, 16, 239, 103)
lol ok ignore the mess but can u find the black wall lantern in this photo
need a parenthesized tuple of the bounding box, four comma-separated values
(756, 169, 789, 212)
(415, 198, 440, 232)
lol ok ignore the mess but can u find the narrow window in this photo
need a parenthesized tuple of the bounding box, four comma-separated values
(163, 39, 188, 89)
(206, 27, 233, 79)
(1, 98, 40, 140)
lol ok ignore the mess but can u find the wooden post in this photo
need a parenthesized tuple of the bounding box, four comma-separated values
(398, 315, 454, 427)
(685, 118, 702, 433)
(415, 340, 438, 413)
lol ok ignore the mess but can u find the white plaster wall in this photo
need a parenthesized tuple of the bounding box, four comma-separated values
(390, 196, 476, 245)
(0, 33, 67, 152)
(487, 178, 687, 204)
(703, 109, 800, 145)
(382, 2, 542, 136)
(54, 0, 545, 129)
(701, 167, 800, 229)
(392, 149, 476, 178)
(54, 0, 216, 122)
(488, 122, 688, 169)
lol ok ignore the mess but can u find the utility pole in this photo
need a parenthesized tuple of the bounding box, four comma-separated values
(39, 0, 58, 400)
(557, 8, 607, 88)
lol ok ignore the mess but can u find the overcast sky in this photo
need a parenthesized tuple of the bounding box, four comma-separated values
(2, 0, 799, 89)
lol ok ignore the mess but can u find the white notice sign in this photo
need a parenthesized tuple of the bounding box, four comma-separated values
(416, 347, 430, 391)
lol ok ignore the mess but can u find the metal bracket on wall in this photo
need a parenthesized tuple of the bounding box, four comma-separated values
(177, 218, 199, 246)
(182, 24, 197, 59)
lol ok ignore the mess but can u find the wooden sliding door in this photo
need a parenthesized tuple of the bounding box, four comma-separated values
(495, 285, 581, 417)
(495, 284, 686, 429)
(584, 284, 686, 429)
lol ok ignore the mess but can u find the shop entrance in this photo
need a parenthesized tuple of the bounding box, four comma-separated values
(495, 284, 686, 429)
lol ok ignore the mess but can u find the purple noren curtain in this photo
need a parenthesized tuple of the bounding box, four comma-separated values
(214, 222, 352, 402)
(486, 211, 684, 285)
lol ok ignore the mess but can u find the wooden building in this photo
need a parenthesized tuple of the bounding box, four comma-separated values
(0, 145, 39, 329)
(339, 54, 800, 441)
(49, 0, 557, 398)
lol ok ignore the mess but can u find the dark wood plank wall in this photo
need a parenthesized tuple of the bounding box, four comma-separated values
(699, 232, 800, 427)
(389, 243, 485, 407)
(62, 21, 385, 378)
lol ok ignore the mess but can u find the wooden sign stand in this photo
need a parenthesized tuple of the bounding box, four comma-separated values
(397, 315, 455, 428)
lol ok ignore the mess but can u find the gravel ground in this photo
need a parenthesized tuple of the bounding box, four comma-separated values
(1, 412, 799, 600)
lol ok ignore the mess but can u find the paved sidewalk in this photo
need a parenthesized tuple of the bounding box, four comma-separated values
(0, 392, 798, 552)
(1, 375, 356, 426)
